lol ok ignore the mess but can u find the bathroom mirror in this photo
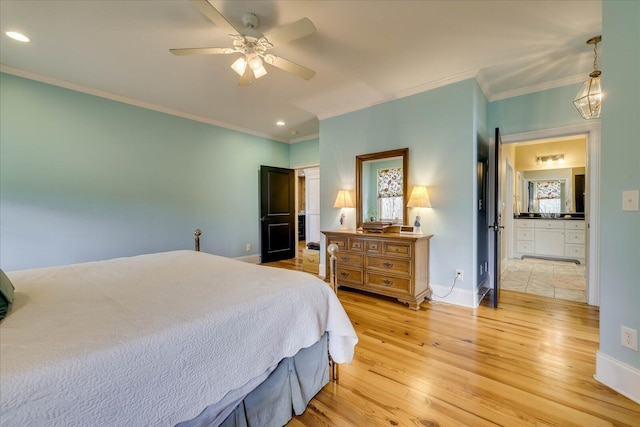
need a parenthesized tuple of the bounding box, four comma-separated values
(516, 167, 585, 215)
(356, 148, 409, 229)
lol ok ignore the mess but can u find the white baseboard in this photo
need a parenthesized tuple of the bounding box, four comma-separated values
(595, 351, 640, 404)
(235, 254, 261, 264)
(429, 283, 477, 308)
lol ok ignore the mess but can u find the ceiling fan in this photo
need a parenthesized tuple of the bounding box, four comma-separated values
(171, 0, 316, 86)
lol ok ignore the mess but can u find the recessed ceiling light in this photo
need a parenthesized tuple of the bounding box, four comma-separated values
(276, 121, 285, 126)
(6, 31, 30, 43)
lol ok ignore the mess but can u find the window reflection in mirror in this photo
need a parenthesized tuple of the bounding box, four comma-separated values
(356, 148, 409, 229)
(362, 158, 403, 222)
(517, 167, 585, 215)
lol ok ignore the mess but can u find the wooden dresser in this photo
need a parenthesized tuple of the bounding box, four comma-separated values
(323, 230, 432, 310)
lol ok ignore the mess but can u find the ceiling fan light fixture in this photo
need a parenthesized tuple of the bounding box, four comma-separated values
(247, 53, 267, 78)
(253, 64, 267, 79)
(231, 56, 247, 76)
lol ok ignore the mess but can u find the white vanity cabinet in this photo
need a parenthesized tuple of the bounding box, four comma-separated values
(515, 219, 535, 254)
(534, 220, 565, 257)
(514, 218, 585, 264)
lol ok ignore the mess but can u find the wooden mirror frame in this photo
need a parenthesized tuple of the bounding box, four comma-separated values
(356, 148, 409, 229)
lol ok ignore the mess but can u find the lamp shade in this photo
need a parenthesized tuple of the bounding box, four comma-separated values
(333, 190, 355, 208)
(406, 186, 431, 208)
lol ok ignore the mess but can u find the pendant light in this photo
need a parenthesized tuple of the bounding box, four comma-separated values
(573, 35, 603, 120)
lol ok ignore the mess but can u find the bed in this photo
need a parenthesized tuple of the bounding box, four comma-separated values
(0, 250, 358, 426)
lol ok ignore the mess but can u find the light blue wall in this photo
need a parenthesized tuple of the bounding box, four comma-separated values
(0, 73, 289, 271)
(488, 84, 585, 134)
(320, 79, 479, 294)
(289, 137, 319, 168)
(599, 0, 639, 369)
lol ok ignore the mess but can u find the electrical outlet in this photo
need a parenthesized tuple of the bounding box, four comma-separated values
(621, 326, 638, 351)
(455, 269, 463, 281)
(246, 243, 251, 252)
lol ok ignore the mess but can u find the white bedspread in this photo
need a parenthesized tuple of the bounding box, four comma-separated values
(0, 251, 358, 426)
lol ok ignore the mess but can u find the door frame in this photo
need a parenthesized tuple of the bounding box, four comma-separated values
(492, 122, 600, 306)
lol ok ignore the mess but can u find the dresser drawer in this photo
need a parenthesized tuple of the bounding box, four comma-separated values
(565, 230, 585, 244)
(336, 253, 363, 268)
(565, 244, 585, 258)
(348, 238, 364, 252)
(565, 221, 585, 230)
(327, 236, 348, 250)
(516, 241, 535, 254)
(302, 249, 319, 274)
(515, 219, 535, 228)
(366, 272, 411, 293)
(364, 239, 382, 254)
(366, 255, 411, 275)
(382, 241, 412, 258)
(336, 267, 363, 286)
(516, 228, 534, 241)
(535, 220, 565, 229)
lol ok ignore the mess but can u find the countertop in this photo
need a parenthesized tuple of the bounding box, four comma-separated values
(514, 214, 585, 220)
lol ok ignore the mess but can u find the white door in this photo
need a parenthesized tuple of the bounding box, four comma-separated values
(304, 167, 320, 243)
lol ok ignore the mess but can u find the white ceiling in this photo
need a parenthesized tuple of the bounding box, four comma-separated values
(0, 1, 602, 143)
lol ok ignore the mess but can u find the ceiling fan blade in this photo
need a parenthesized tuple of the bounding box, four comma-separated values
(264, 18, 316, 47)
(268, 56, 315, 80)
(190, 0, 238, 35)
(170, 47, 234, 56)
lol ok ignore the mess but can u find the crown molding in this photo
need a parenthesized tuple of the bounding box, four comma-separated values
(0, 64, 288, 143)
(289, 133, 319, 144)
(487, 73, 586, 101)
(316, 69, 479, 121)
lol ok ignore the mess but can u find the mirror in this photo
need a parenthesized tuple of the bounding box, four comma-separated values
(516, 167, 585, 216)
(356, 148, 409, 229)
(513, 136, 586, 217)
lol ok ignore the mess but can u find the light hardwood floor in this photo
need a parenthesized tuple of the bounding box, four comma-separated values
(264, 244, 640, 426)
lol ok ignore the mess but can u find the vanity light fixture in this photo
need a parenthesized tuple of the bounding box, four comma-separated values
(536, 154, 564, 165)
(574, 35, 603, 120)
(406, 186, 432, 235)
(333, 190, 355, 230)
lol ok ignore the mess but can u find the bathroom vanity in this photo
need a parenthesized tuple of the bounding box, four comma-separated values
(513, 215, 585, 264)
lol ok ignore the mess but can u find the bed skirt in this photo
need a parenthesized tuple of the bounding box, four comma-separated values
(179, 333, 329, 427)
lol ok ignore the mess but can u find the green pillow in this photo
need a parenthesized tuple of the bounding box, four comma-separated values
(0, 269, 15, 321)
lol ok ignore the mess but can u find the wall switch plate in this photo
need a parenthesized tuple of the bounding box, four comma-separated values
(246, 243, 252, 252)
(621, 326, 638, 351)
(622, 190, 639, 211)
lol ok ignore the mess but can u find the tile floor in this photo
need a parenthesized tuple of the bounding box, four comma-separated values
(501, 257, 587, 303)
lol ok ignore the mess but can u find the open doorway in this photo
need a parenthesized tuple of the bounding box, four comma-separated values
(294, 167, 321, 273)
(500, 134, 592, 304)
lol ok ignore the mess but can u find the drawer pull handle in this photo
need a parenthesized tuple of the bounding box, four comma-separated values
(382, 262, 394, 268)
(340, 256, 350, 262)
(381, 279, 394, 286)
(340, 272, 350, 278)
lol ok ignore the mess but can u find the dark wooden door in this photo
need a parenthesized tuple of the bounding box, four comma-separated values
(489, 127, 504, 307)
(260, 165, 296, 263)
(575, 174, 585, 213)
